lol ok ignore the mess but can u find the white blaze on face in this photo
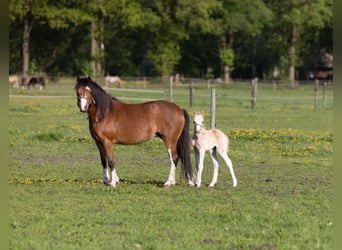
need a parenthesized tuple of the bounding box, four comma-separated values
(79, 97, 88, 111)
(194, 114, 204, 133)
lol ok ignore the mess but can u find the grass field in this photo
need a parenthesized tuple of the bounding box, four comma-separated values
(9, 80, 333, 249)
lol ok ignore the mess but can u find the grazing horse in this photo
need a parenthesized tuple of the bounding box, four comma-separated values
(104, 75, 122, 88)
(28, 77, 45, 90)
(21, 76, 29, 88)
(75, 76, 195, 187)
(9, 75, 19, 88)
(191, 111, 237, 188)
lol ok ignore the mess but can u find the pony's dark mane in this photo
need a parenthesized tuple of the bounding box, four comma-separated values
(75, 77, 120, 122)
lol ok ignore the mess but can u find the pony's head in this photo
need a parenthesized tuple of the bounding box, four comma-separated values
(75, 76, 112, 122)
(75, 76, 96, 112)
(193, 111, 205, 133)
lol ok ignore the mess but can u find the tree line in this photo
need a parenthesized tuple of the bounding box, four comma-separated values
(9, 0, 333, 84)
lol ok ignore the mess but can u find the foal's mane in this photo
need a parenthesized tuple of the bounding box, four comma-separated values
(75, 76, 119, 122)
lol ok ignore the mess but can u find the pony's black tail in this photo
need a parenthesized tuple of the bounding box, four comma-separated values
(177, 109, 195, 183)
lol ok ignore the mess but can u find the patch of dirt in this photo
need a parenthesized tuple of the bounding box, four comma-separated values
(14, 152, 98, 164)
(202, 238, 216, 245)
(227, 243, 275, 250)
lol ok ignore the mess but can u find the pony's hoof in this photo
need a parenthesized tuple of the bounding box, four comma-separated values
(188, 180, 195, 187)
(232, 180, 237, 187)
(163, 184, 174, 188)
(209, 182, 216, 188)
(109, 181, 119, 187)
(164, 180, 175, 188)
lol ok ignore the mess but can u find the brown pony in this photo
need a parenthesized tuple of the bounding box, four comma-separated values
(74, 76, 195, 187)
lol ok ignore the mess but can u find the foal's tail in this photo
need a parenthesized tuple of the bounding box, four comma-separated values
(177, 109, 195, 183)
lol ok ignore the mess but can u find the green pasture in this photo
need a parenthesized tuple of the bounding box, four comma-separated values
(9, 81, 333, 249)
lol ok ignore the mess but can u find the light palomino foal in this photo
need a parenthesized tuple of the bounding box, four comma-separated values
(191, 111, 237, 188)
(9, 75, 19, 88)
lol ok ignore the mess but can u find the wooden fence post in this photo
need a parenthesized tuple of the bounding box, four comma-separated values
(210, 88, 216, 129)
(251, 78, 258, 109)
(169, 76, 173, 102)
(189, 79, 193, 107)
(314, 79, 319, 111)
(323, 81, 327, 110)
(175, 73, 180, 84)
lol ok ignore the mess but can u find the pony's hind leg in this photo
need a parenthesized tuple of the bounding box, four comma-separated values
(218, 150, 237, 187)
(164, 149, 177, 187)
(208, 148, 219, 187)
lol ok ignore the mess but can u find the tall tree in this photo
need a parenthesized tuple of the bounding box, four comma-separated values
(212, 0, 273, 83)
(144, 0, 185, 78)
(266, 0, 333, 85)
(175, 0, 221, 78)
(143, 0, 222, 78)
(91, 0, 148, 76)
(9, 0, 90, 78)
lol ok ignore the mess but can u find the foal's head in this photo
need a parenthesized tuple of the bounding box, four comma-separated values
(193, 111, 205, 133)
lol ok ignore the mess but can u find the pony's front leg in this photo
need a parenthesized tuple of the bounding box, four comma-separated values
(96, 141, 111, 185)
(208, 149, 219, 187)
(102, 167, 110, 185)
(105, 141, 119, 187)
(195, 148, 206, 187)
(108, 159, 119, 187)
(98, 140, 119, 187)
(164, 149, 177, 187)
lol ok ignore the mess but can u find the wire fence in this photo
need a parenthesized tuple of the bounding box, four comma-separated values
(9, 75, 333, 110)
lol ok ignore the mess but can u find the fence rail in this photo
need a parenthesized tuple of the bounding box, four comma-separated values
(9, 76, 333, 109)
(9, 73, 333, 87)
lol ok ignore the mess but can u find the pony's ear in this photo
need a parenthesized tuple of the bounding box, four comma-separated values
(87, 76, 92, 81)
(77, 75, 80, 82)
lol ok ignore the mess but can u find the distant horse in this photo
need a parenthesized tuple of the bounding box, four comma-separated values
(104, 75, 122, 88)
(9, 75, 19, 88)
(21, 76, 29, 88)
(28, 77, 45, 90)
(75, 76, 195, 187)
(191, 111, 237, 188)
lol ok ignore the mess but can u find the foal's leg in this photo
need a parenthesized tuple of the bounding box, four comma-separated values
(208, 148, 219, 187)
(218, 149, 237, 187)
(195, 148, 206, 187)
(194, 147, 200, 172)
(193, 147, 200, 186)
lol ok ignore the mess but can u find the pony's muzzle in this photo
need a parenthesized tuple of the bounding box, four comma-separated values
(78, 97, 89, 112)
(195, 124, 202, 133)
